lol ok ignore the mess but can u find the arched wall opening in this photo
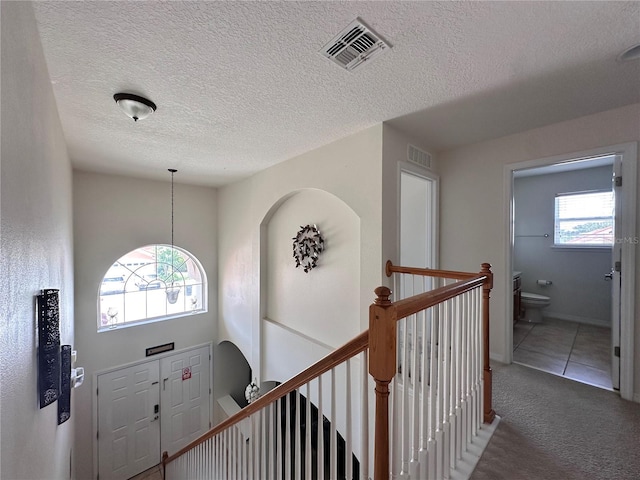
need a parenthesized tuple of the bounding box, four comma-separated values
(261, 188, 361, 350)
(213, 340, 251, 423)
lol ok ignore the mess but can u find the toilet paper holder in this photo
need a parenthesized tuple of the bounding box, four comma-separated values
(536, 279, 552, 286)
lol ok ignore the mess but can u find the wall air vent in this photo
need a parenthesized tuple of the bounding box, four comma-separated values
(407, 144, 432, 169)
(320, 18, 391, 72)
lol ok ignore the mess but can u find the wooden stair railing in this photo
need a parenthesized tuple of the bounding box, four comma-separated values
(384, 261, 495, 425)
(163, 261, 493, 480)
(375, 261, 494, 480)
(162, 330, 369, 476)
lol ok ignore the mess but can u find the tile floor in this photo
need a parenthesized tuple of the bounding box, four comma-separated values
(513, 317, 613, 390)
(129, 465, 163, 480)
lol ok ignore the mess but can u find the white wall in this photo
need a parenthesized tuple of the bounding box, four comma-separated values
(266, 189, 360, 348)
(0, 2, 75, 478)
(514, 166, 612, 325)
(438, 104, 640, 394)
(213, 341, 251, 424)
(73, 171, 218, 479)
(218, 125, 384, 379)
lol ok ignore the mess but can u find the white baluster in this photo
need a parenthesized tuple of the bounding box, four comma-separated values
(214, 434, 219, 479)
(472, 288, 480, 436)
(317, 375, 324, 480)
(410, 312, 420, 478)
(240, 426, 245, 480)
(346, 359, 353, 480)
(476, 287, 482, 435)
(249, 414, 255, 480)
(451, 295, 460, 468)
(462, 292, 470, 452)
(443, 299, 451, 479)
(427, 302, 438, 479)
(401, 315, 411, 478)
(477, 287, 483, 435)
(361, 350, 369, 480)
(295, 388, 301, 480)
(269, 403, 275, 480)
(419, 306, 430, 473)
(286, 392, 291, 480)
(261, 407, 266, 480)
(277, 397, 283, 480)
(391, 374, 400, 479)
(436, 300, 445, 480)
(225, 430, 229, 480)
(234, 426, 238, 480)
(330, 368, 337, 480)
(305, 383, 312, 480)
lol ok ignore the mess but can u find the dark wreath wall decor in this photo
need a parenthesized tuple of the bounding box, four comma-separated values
(292, 224, 325, 273)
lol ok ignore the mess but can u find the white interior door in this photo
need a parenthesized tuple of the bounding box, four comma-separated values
(400, 170, 438, 269)
(97, 361, 160, 480)
(160, 345, 211, 456)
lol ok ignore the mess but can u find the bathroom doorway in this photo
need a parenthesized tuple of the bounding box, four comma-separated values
(504, 143, 637, 400)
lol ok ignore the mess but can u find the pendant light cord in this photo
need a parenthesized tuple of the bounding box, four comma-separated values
(168, 169, 177, 285)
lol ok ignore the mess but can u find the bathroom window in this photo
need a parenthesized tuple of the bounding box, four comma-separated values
(97, 245, 207, 332)
(554, 190, 614, 246)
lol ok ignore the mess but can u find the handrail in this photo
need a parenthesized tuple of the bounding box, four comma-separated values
(386, 259, 479, 280)
(162, 329, 369, 467)
(393, 275, 487, 320)
(163, 261, 493, 480)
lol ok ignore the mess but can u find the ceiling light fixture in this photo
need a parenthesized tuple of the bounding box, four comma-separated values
(113, 93, 156, 121)
(617, 43, 640, 62)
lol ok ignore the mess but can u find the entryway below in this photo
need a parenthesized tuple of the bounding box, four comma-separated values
(513, 317, 612, 390)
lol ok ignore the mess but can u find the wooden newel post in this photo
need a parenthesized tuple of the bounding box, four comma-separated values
(481, 263, 496, 424)
(369, 286, 397, 480)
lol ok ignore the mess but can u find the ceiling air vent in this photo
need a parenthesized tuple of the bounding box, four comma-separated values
(320, 18, 391, 71)
(407, 144, 432, 169)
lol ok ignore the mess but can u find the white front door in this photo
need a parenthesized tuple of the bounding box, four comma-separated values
(97, 362, 160, 480)
(160, 345, 211, 456)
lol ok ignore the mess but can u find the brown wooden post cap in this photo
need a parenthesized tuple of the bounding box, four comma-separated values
(374, 286, 392, 305)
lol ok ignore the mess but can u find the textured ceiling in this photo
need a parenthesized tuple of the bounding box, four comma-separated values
(32, 1, 640, 187)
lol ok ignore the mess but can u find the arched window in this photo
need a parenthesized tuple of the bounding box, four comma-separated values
(98, 245, 207, 331)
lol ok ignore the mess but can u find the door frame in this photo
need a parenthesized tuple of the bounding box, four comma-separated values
(397, 160, 440, 270)
(92, 341, 213, 479)
(503, 142, 636, 401)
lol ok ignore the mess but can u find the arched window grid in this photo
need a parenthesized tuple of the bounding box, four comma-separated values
(98, 245, 207, 332)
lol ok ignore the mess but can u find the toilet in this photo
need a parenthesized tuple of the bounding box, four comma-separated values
(520, 292, 551, 323)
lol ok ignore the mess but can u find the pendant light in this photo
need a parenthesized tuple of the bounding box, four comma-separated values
(166, 168, 180, 304)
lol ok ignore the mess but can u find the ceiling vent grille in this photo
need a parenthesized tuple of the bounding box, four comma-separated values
(407, 144, 432, 169)
(320, 18, 391, 71)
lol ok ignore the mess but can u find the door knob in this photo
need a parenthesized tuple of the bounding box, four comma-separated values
(605, 272, 613, 280)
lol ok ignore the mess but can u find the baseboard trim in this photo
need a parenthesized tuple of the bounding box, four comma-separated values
(450, 415, 501, 480)
(490, 352, 505, 363)
(543, 311, 610, 328)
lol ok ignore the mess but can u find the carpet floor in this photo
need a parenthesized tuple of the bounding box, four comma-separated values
(471, 363, 640, 480)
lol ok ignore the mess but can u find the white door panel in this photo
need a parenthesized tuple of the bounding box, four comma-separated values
(161, 345, 211, 456)
(98, 362, 160, 480)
